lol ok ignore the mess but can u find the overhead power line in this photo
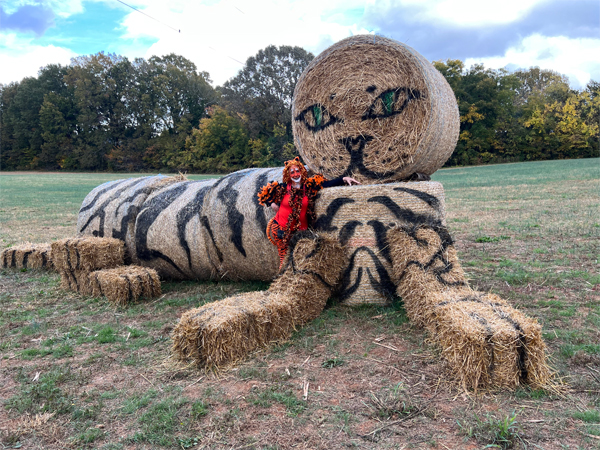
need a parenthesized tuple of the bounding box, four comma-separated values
(115, 0, 180, 33)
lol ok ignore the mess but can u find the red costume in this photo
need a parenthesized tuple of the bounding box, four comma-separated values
(258, 157, 344, 267)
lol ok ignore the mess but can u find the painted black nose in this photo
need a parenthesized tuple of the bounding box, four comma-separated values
(339, 135, 395, 179)
(339, 135, 373, 154)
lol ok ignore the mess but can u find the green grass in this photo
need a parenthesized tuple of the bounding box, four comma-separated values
(1, 159, 599, 449)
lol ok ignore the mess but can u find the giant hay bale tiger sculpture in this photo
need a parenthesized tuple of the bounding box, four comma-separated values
(73, 35, 550, 390)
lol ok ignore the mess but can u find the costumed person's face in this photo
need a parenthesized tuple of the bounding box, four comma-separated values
(290, 166, 302, 184)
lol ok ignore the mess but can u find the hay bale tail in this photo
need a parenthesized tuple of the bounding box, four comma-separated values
(1, 244, 53, 270)
(90, 266, 161, 306)
(51, 237, 124, 273)
(59, 270, 92, 295)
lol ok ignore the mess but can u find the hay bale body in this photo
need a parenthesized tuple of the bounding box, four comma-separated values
(131, 179, 218, 280)
(77, 175, 180, 261)
(89, 266, 161, 306)
(314, 181, 446, 305)
(292, 35, 459, 184)
(388, 225, 550, 389)
(171, 231, 346, 367)
(1, 243, 52, 270)
(77, 170, 282, 281)
(202, 168, 281, 281)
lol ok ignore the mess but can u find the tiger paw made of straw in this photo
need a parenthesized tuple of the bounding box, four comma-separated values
(388, 224, 551, 390)
(171, 231, 346, 368)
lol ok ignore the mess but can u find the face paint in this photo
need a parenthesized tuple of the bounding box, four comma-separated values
(290, 166, 302, 184)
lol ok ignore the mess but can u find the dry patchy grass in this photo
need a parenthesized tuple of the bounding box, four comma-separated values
(1, 160, 599, 449)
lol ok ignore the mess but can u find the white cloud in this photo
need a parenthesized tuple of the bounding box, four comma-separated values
(118, 0, 371, 85)
(369, 0, 548, 27)
(464, 34, 600, 88)
(0, 34, 76, 84)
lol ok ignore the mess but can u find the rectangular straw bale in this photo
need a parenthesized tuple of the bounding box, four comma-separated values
(1, 243, 53, 270)
(171, 231, 346, 368)
(89, 266, 161, 306)
(59, 270, 93, 295)
(388, 224, 551, 390)
(51, 237, 124, 273)
(432, 294, 550, 390)
(388, 224, 469, 327)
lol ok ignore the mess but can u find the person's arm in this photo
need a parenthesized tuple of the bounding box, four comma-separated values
(322, 176, 361, 188)
(258, 181, 286, 207)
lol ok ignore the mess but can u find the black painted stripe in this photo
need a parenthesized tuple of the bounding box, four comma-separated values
(176, 184, 212, 270)
(314, 197, 355, 231)
(393, 186, 441, 210)
(22, 251, 32, 268)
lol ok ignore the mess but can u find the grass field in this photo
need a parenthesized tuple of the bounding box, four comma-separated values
(1, 159, 599, 449)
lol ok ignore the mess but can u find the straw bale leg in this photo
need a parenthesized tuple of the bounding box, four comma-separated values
(388, 224, 551, 390)
(171, 231, 346, 368)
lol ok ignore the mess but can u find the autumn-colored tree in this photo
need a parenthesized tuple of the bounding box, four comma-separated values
(179, 107, 250, 173)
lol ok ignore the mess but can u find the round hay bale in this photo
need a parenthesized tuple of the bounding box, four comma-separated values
(77, 175, 181, 262)
(202, 168, 282, 281)
(131, 179, 218, 280)
(292, 35, 459, 184)
(313, 181, 446, 305)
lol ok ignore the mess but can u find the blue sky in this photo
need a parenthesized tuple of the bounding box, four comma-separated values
(1, 0, 598, 88)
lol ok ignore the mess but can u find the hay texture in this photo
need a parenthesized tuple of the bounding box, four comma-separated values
(1, 243, 52, 270)
(171, 231, 346, 368)
(388, 224, 551, 390)
(77, 175, 182, 262)
(201, 168, 282, 281)
(292, 35, 459, 184)
(51, 237, 124, 295)
(131, 178, 218, 280)
(313, 181, 446, 305)
(51, 237, 124, 272)
(89, 266, 161, 306)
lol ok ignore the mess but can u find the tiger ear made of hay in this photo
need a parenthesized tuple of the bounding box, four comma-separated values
(292, 35, 459, 184)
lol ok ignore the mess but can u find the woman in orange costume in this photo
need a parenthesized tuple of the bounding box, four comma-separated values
(258, 157, 360, 267)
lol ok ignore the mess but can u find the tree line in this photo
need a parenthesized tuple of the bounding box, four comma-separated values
(1, 46, 598, 172)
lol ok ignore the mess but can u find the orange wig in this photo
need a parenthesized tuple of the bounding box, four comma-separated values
(282, 157, 308, 185)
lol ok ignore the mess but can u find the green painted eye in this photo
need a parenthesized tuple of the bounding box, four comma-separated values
(383, 91, 395, 115)
(313, 105, 322, 127)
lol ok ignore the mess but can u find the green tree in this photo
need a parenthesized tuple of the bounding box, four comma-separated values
(220, 45, 313, 165)
(434, 61, 518, 165)
(180, 106, 250, 173)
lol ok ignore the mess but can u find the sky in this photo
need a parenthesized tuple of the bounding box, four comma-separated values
(0, 0, 598, 89)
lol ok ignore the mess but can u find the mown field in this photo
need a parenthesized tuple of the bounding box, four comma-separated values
(0, 159, 599, 450)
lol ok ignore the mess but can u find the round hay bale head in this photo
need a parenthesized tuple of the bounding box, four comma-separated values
(292, 35, 459, 184)
(77, 175, 181, 261)
(203, 168, 282, 281)
(313, 181, 446, 305)
(132, 179, 218, 280)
